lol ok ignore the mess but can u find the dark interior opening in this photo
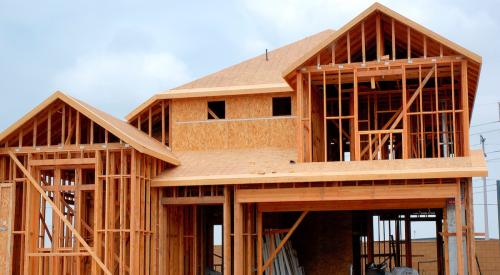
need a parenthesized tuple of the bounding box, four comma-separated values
(208, 101, 226, 119)
(272, 97, 292, 116)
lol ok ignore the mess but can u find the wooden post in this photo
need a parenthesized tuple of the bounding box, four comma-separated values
(362, 21, 366, 63)
(456, 180, 464, 275)
(161, 101, 166, 145)
(257, 210, 263, 275)
(402, 65, 409, 159)
(391, 18, 396, 61)
(461, 61, 470, 156)
(234, 188, 243, 275)
(376, 13, 381, 62)
(354, 69, 360, 160)
(308, 72, 312, 162)
(323, 71, 327, 162)
(297, 72, 304, 162)
(347, 31, 351, 64)
(223, 186, 232, 275)
(407, 26, 411, 60)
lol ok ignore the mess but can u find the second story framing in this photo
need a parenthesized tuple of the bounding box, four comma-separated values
(285, 3, 481, 163)
(127, 3, 482, 165)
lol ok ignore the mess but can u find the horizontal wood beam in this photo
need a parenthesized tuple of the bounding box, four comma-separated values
(357, 68, 403, 78)
(0, 143, 130, 154)
(302, 55, 463, 73)
(161, 196, 225, 205)
(258, 198, 447, 212)
(30, 158, 95, 166)
(236, 184, 458, 204)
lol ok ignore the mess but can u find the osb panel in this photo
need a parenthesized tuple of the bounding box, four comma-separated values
(226, 93, 296, 119)
(0, 185, 12, 275)
(172, 93, 296, 121)
(172, 118, 296, 151)
(226, 119, 296, 148)
(171, 93, 297, 151)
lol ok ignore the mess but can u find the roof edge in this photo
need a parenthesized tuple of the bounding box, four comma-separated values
(126, 82, 293, 121)
(0, 91, 180, 165)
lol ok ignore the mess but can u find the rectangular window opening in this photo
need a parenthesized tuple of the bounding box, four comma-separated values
(208, 101, 225, 120)
(272, 96, 292, 116)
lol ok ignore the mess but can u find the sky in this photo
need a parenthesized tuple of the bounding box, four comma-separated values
(1, 0, 500, 239)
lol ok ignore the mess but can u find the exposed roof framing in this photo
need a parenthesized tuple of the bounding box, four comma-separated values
(282, 2, 482, 77)
(0, 91, 180, 165)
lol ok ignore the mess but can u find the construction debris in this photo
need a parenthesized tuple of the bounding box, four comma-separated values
(262, 233, 305, 275)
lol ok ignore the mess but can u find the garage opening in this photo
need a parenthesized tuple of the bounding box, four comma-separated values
(261, 209, 444, 275)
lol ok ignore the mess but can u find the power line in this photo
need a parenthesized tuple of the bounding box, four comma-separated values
(470, 128, 500, 136)
(487, 157, 500, 162)
(473, 183, 498, 188)
(471, 121, 499, 128)
(474, 189, 498, 194)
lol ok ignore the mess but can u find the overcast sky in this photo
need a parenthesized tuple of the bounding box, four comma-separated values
(1, 0, 499, 238)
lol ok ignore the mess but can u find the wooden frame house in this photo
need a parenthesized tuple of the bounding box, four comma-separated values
(0, 3, 487, 275)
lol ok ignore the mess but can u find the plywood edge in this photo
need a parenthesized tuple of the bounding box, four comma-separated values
(152, 166, 487, 187)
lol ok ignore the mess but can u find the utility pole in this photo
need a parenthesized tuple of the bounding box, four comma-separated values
(498, 102, 500, 121)
(480, 134, 489, 240)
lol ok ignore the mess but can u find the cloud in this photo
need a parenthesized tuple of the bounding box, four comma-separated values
(51, 51, 190, 118)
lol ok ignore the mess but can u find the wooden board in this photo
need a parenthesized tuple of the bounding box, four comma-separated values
(153, 149, 486, 186)
(0, 183, 13, 275)
(171, 94, 297, 151)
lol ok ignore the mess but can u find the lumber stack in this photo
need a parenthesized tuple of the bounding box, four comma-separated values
(262, 233, 305, 275)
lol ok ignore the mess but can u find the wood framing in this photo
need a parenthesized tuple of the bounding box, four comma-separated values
(0, 3, 484, 275)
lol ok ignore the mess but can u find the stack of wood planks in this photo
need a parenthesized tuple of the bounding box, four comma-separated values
(262, 233, 305, 275)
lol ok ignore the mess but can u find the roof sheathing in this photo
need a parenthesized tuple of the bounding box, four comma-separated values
(126, 29, 334, 121)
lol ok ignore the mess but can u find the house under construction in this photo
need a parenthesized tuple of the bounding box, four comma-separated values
(0, 3, 487, 275)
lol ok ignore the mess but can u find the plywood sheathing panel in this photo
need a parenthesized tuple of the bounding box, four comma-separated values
(0, 184, 13, 275)
(153, 149, 487, 186)
(171, 94, 296, 151)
